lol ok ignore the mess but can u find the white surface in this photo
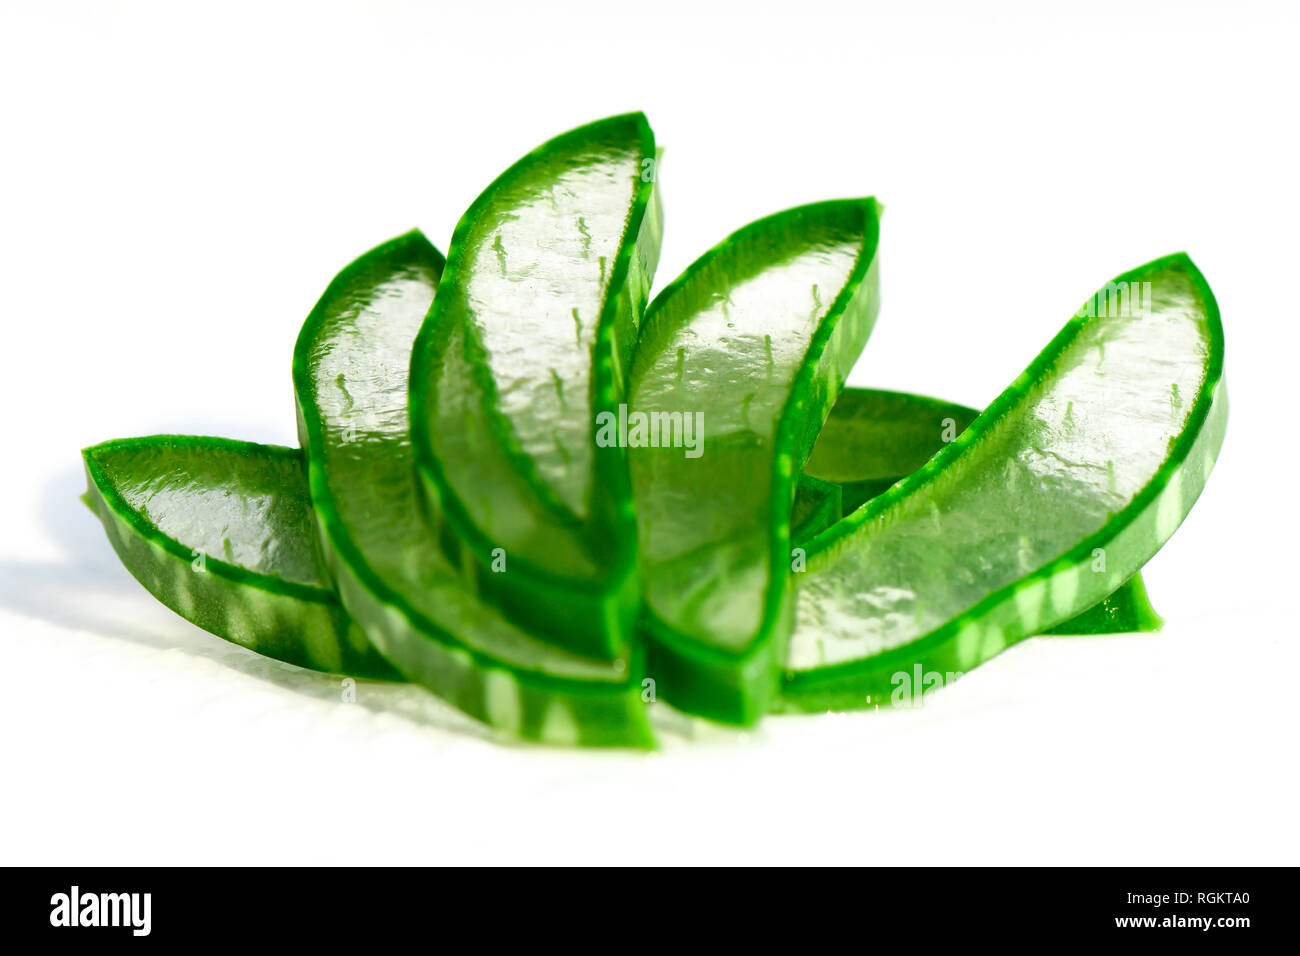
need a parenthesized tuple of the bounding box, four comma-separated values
(1, 0, 1296, 865)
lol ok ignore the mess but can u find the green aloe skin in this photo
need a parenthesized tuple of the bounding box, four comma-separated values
(79, 390, 1155, 696)
(81, 113, 1225, 747)
(629, 199, 882, 725)
(81, 435, 397, 679)
(798, 387, 1163, 633)
(410, 113, 661, 662)
(293, 231, 652, 747)
(780, 254, 1225, 712)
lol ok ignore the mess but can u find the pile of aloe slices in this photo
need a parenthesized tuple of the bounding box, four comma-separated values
(83, 113, 1227, 747)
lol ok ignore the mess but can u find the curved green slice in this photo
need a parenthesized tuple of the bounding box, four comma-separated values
(78, 394, 1153, 706)
(629, 199, 882, 724)
(781, 254, 1227, 712)
(803, 387, 981, 515)
(410, 113, 661, 659)
(800, 386, 1162, 634)
(81, 435, 396, 678)
(294, 230, 652, 747)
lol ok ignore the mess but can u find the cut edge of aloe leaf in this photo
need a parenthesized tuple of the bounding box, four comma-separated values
(295, 230, 654, 748)
(783, 252, 1226, 709)
(81, 434, 397, 678)
(635, 197, 883, 724)
(409, 112, 660, 660)
(802, 386, 981, 485)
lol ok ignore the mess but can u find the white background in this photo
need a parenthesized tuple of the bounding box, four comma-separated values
(1, 0, 1296, 865)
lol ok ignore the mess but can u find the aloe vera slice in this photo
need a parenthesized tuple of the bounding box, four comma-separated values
(82, 435, 397, 678)
(79, 384, 1148, 699)
(410, 113, 661, 659)
(629, 199, 882, 723)
(802, 386, 1162, 633)
(781, 254, 1227, 712)
(294, 230, 652, 746)
(803, 387, 980, 514)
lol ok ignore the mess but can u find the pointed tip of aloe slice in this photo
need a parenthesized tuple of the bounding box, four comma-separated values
(562, 111, 652, 140)
(610, 109, 649, 127)
(386, 227, 439, 260)
(1144, 250, 1202, 281)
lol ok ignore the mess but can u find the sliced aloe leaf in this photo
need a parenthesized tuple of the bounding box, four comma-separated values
(629, 199, 882, 723)
(802, 386, 1162, 634)
(79, 383, 1149, 697)
(411, 113, 661, 660)
(81, 436, 397, 678)
(294, 230, 652, 746)
(781, 254, 1227, 712)
(803, 387, 980, 514)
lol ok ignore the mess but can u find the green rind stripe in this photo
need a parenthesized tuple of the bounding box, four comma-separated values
(782, 254, 1226, 710)
(408, 114, 658, 662)
(82, 443, 384, 677)
(1043, 572, 1163, 635)
(635, 199, 883, 725)
(293, 230, 654, 747)
(780, 381, 1225, 710)
(800, 387, 1162, 636)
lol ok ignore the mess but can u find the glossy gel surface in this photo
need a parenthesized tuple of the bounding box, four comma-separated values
(630, 199, 880, 722)
(82, 436, 393, 677)
(801, 387, 1162, 638)
(784, 255, 1226, 708)
(294, 231, 651, 745)
(411, 114, 661, 659)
